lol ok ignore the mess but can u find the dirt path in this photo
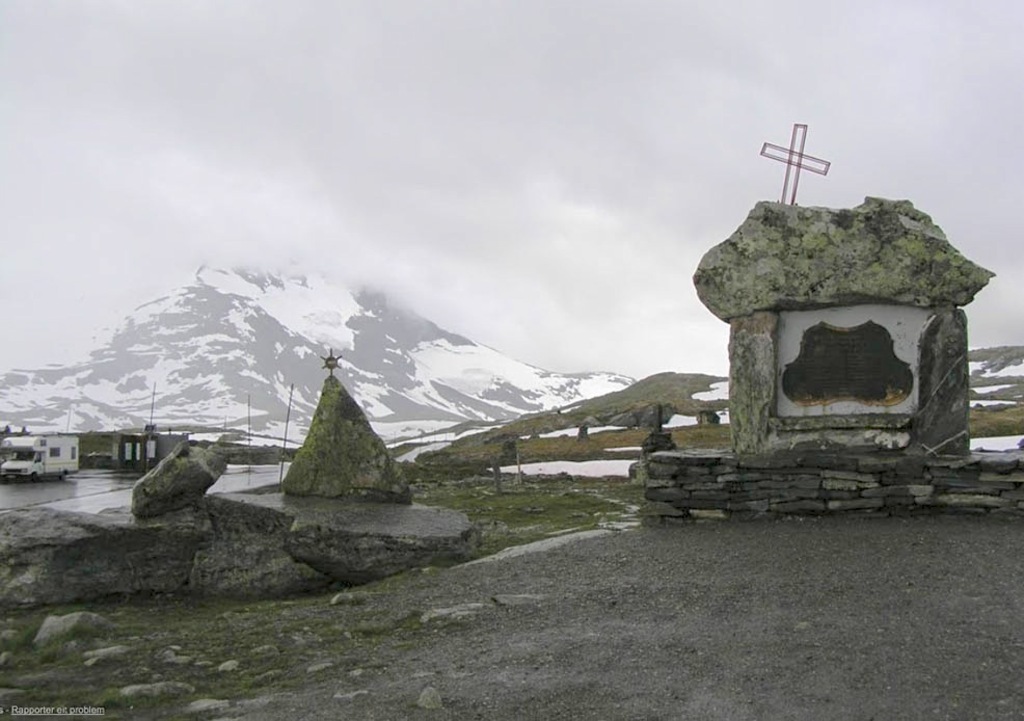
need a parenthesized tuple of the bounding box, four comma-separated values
(224, 515, 1024, 721)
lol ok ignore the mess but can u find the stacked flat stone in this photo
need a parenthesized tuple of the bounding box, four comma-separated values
(642, 449, 1024, 522)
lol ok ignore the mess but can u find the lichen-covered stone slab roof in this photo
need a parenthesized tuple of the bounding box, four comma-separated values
(693, 197, 994, 321)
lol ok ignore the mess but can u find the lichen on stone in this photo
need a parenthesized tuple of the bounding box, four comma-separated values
(282, 376, 410, 503)
(693, 197, 994, 321)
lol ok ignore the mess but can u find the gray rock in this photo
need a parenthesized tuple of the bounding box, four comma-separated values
(82, 645, 130, 664)
(219, 493, 480, 585)
(132, 443, 226, 519)
(120, 681, 195, 698)
(420, 603, 487, 623)
(694, 197, 994, 321)
(641, 431, 676, 455)
(637, 404, 667, 430)
(334, 689, 369, 702)
(0, 688, 26, 702)
(34, 612, 113, 646)
(913, 308, 970, 455)
(217, 659, 239, 672)
(0, 508, 207, 608)
(283, 376, 409, 503)
(329, 592, 370, 606)
(184, 699, 231, 713)
(608, 411, 637, 428)
(417, 686, 444, 710)
(0, 473, 476, 608)
(307, 661, 334, 673)
(188, 495, 331, 598)
(728, 312, 778, 455)
(0, 651, 11, 667)
(492, 594, 546, 606)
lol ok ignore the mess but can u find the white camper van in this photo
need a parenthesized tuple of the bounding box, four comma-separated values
(0, 435, 79, 480)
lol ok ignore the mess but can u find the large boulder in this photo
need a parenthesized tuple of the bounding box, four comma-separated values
(131, 443, 227, 518)
(226, 493, 480, 585)
(0, 491, 478, 608)
(283, 376, 410, 503)
(33, 612, 113, 646)
(693, 197, 994, 321)
(188, 495, 331, 598)
(0, 508, 208, 607)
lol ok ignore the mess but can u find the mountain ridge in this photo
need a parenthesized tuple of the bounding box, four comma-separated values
(0, 267, 633, 440)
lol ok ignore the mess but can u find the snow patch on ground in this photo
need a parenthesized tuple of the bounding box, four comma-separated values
(664, 415, 697, 428)
(974, 384, 1014, 394)
(970, 435, 1023, 451)
(499, 460, 634, 477)
(372, 419, 461, 443)
(692, 381, 729, 401)
(987, 362, 1024, 378)
(396, 441, 451, 463)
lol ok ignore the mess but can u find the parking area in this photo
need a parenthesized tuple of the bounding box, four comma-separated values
(0, 464, 287, 514)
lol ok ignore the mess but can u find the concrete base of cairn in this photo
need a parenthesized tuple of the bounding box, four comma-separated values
(641, 449, 1024, 523)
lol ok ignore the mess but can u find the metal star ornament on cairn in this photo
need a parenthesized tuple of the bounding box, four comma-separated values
(321, 348, 341, 377)
(760, 123, 831, 205)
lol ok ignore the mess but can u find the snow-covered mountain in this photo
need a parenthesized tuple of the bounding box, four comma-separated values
(0, 268, 633, 441)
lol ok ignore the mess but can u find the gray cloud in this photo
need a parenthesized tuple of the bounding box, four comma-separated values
(1, 0, 1020, 379)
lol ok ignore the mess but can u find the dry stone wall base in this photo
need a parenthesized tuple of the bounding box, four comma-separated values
(643, 449, 1024, 522)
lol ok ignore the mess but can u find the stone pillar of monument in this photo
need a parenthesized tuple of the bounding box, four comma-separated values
(692, 197, 993, 457)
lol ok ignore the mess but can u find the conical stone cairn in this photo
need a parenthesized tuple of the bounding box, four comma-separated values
(283, 375, 410, 503)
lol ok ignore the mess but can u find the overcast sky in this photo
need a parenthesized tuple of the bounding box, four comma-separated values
(2, 1, 1022, 380)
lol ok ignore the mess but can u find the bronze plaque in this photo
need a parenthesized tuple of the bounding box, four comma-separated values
(782, 321, 913, 406)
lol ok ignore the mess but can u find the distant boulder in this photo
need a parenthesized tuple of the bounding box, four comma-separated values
(641, 431, 676, 455)
(608, 411, 637, 428)
(637, 404, 674, 430)
(697, 410, 721, 425)
(34, 612, 113, 647)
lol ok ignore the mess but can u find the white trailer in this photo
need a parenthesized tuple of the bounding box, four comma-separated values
(0, 435, 79, 480)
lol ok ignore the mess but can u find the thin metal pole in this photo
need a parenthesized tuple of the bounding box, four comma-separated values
(279, 383, 294, 486)
(247, 394, 252, 480)
(149, 384, 157, 427)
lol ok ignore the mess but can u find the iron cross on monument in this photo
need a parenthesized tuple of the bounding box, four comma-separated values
(760, 123, 831, 205)
(321, 348, 341, 377)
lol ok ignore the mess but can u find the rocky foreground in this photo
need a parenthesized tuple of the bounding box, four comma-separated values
(3, 515, 1024, 720)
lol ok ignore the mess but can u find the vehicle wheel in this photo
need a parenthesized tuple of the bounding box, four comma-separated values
(60, 470, 68, 480)
(30, 473, 38, 482)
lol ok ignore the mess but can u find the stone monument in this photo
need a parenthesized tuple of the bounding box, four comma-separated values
(694, 197, 993, 456)
(0, 351, 479, 608)
(642, 197, 1024, 521)
(282, 349, 410, 503)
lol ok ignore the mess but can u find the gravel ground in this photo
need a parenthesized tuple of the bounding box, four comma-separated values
(231, 515, 1024, 721)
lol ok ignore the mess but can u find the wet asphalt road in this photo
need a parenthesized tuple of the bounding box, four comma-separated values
(0, 464, 288, 514)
